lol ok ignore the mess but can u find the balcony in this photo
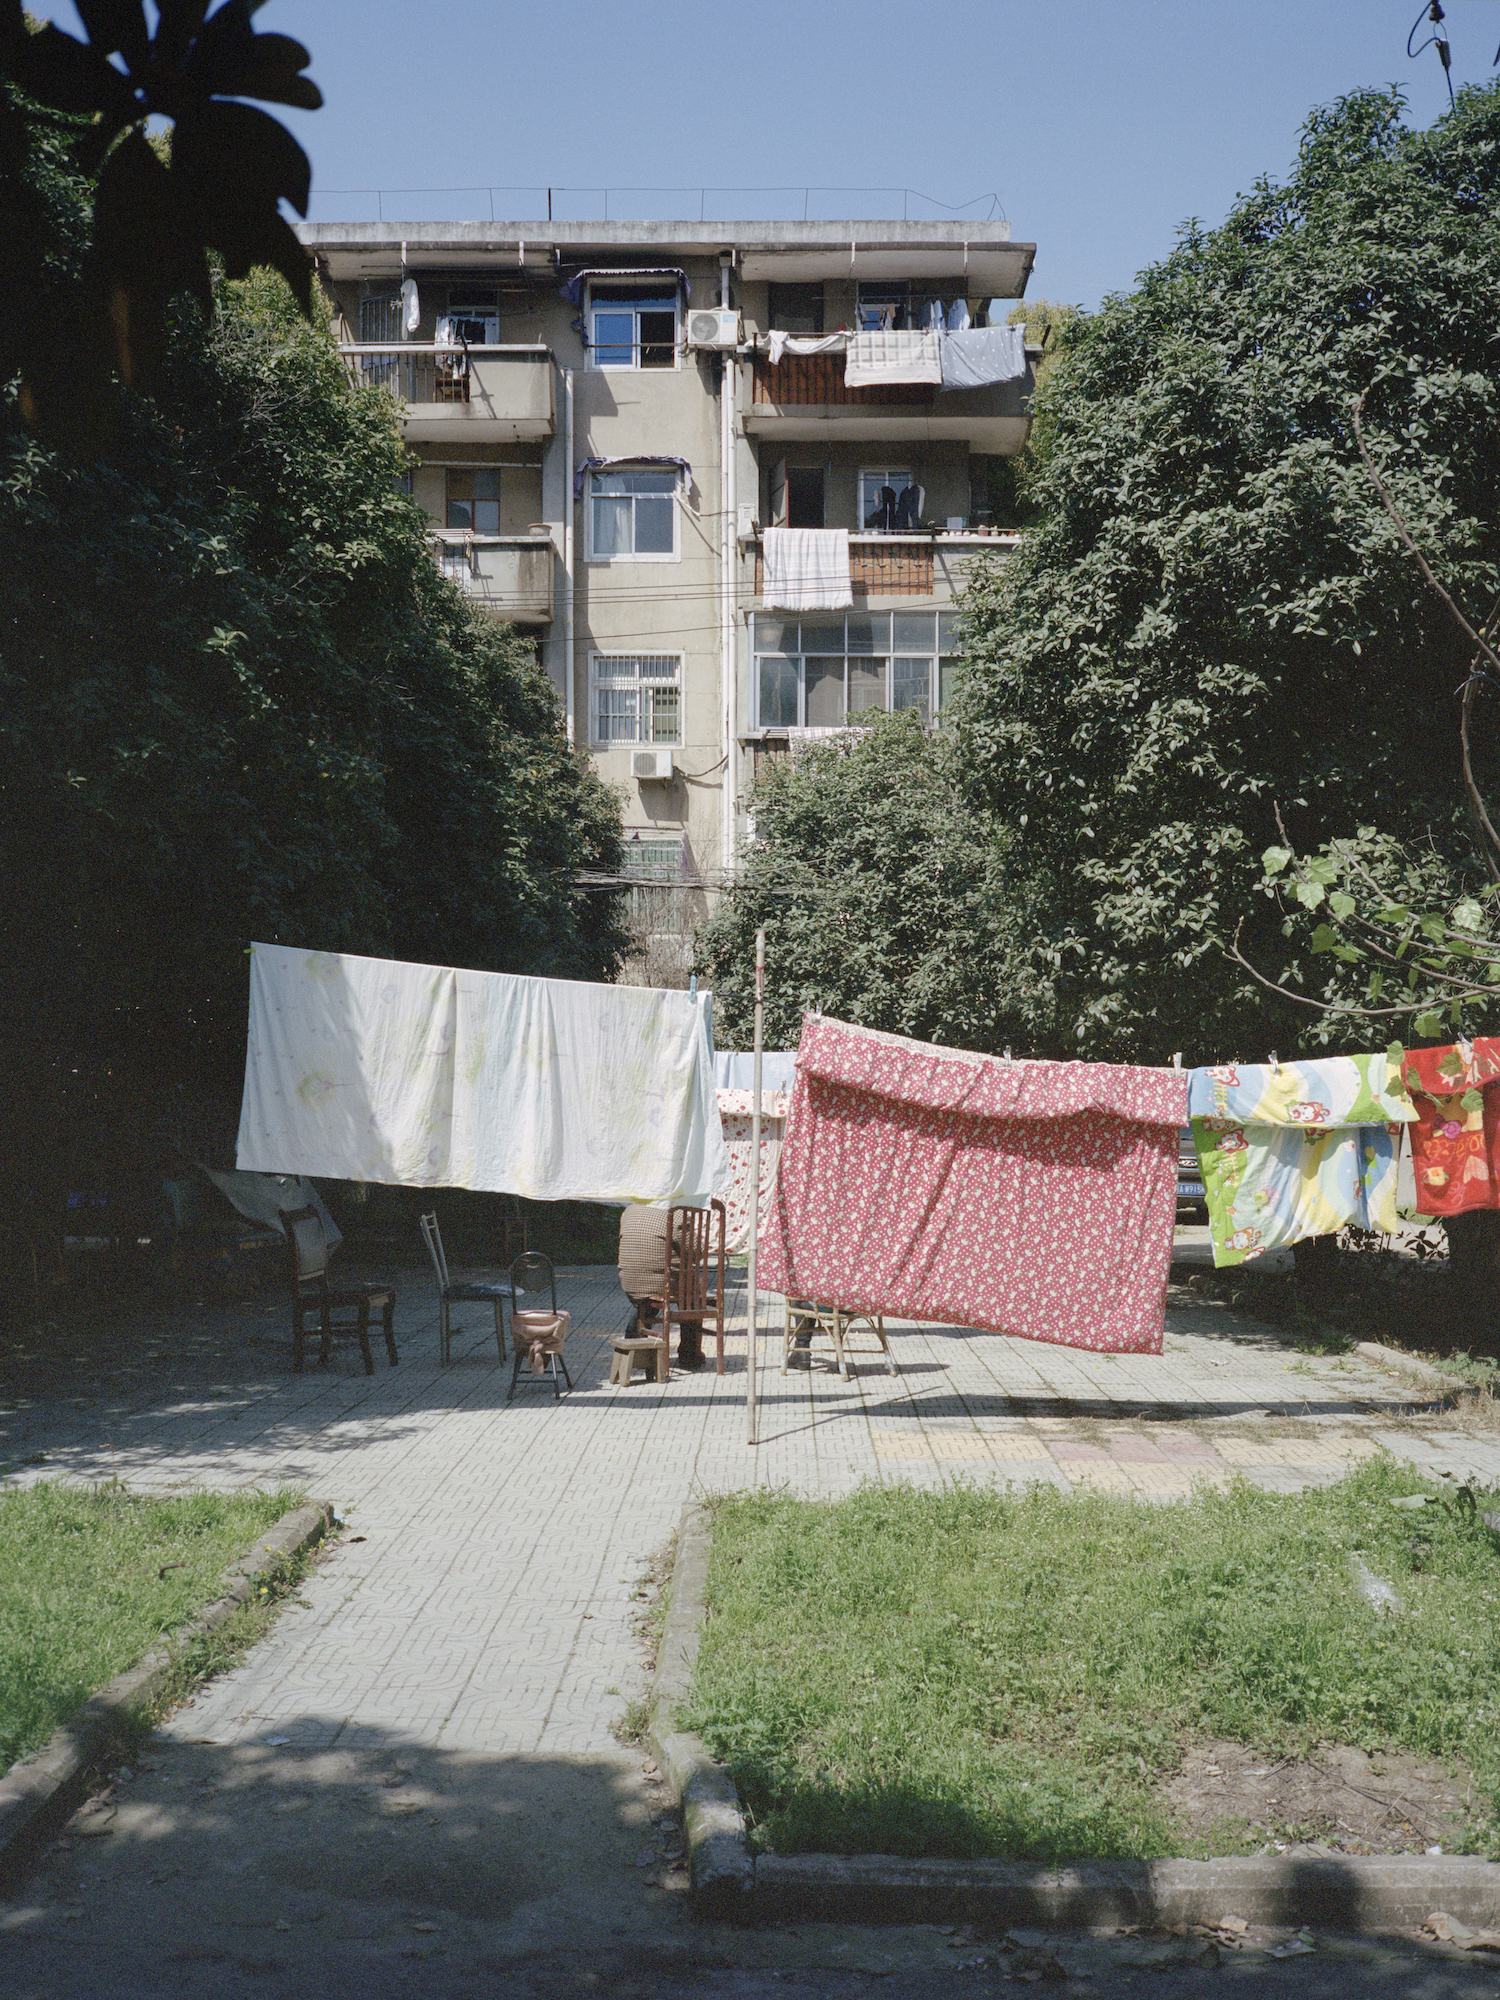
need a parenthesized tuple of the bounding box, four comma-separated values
(746, 351, 1031, 453)
(342, 344, 555, 441)
(752, 531, 1016, 600)
(432, 533, 554, 622)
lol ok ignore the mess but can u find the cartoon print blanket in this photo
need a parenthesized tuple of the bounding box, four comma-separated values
(1400, 1038, 1500, 1216)
(1188, 1056, 1416, 1268)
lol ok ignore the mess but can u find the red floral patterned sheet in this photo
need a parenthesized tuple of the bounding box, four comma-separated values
(759, 1018, 1188, 1355)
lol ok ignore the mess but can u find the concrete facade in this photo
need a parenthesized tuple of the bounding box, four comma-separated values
(299, 220, 1037, 906)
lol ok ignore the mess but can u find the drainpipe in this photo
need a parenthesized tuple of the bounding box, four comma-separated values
(718, 253, 736, 890)
(563, 364, 575, 745)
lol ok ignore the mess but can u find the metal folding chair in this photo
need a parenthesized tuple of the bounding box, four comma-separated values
(507, 1251, 573, 1402)
(419, 1211, 507, 1365)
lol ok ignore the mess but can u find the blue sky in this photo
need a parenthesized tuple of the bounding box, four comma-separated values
(71, 2, 1500, 307)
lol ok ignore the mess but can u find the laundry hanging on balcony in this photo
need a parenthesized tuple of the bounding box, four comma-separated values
(765, 330, 848, 366)
(1397, 1037, 1500, 1216)
(1188, 1056, 1417, 1267)
(761, 528, 852, 612)
(400, 277, 420, 336)
(844, 330, 944, 387)
(759, 1017, 1188, 1354)
(235, 943, 729, 1207)
(939, 325, 1027, 390)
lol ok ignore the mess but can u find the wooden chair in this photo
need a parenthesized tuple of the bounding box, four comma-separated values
(419, 1211, 507, 1365)
(781, 1296, 895, 1381)
(507, 1251, 572, 1402)
(279, 1205, 397, 1376)
(665, 1199, 728, 1374)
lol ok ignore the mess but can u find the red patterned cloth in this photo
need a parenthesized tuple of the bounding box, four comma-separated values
(717, 1088, 790, 1254)
(759, 1018, 1188, 1354)
(1401, 1038, 1500, 1216)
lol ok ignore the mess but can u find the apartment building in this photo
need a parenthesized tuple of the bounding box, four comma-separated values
(298, 219, 1036, 921)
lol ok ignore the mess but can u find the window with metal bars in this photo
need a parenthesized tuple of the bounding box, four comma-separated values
(591, 655, 682, 746)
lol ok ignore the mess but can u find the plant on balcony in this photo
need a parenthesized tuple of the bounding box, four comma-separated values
(955, 83, 1500, 1065)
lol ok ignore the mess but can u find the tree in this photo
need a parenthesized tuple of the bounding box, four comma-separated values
(981, 298, 1082, 530)
(0, 136, 624, 1275)
(1, 0, 320, 447)
(955, 85, 1500, 1064)
(699, 714, 1038, 1053)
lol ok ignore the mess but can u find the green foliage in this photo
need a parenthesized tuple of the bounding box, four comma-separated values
(1252, 835, 1500, 1036)
(0, 1480, 299, 1767)
(956, 85, 1500, 1061)
(1, 0, 320, 445)
(0, 152, 625, 1228)
(687, 1464, 1500, 1861)
(699, 712, 1038, 1053)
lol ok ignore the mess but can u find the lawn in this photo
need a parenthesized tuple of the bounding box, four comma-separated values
(0, 1481, 302, 1769)
(684, 1462, 1500, 1861)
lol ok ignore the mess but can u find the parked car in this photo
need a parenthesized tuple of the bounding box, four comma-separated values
(1176, 1126, 1208, 1221)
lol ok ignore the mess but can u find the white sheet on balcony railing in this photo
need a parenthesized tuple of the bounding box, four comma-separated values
(844, 329, 943, 387)
(762, 528, 853, 612)
(939, 324, 1027, 390)
(235, 942, 729, 1206)
(765, 330, 848, 366)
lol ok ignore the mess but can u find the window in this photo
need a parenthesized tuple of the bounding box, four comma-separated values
(621, 836, 686, 925)
(856, 281, 972, 332)
(592, 655, 682, 745)
(589, 286, 678, 369)
(859, 469, 918, 532)
(447, 468, 499, 533)
(785, 467, 825, 530)
(767, 282, 824, 334)
(446, 295, 498, 345)
(753, 612, 963, 730)
(589, 467, 678, 559)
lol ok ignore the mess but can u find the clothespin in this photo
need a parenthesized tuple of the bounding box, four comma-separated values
(688, 973, 697, 997)
(1171, 1052, 1183, 1073)
(1268, 1049, 1280, 1073)
(1003, 1046, 1013, 1069)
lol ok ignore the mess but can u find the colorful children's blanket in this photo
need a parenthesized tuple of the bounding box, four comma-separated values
(1188, 1056, 1416, 1267)
(1400, 1038, 1500, 1216)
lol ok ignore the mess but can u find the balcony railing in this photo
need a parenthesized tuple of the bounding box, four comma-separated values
(752, 354, 933, 408)
(341, 343, 556, 437)
(431, 532, 553, 621)
(752, 531, 1014, 599)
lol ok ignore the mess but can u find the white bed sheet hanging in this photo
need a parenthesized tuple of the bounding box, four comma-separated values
(235, 943, 730, 1206)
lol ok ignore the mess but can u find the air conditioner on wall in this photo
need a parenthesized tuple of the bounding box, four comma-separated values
(632, 749, 675, 781)
(686, 308, 741, 351)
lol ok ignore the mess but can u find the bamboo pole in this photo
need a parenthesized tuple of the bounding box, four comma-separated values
(746, 927, 765, 1446)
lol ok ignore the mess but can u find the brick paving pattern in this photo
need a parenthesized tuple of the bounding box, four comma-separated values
(3, 1266, 1497, 1762)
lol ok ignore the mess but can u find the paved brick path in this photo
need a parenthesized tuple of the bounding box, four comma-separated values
(3, 1267, 1497, 1764)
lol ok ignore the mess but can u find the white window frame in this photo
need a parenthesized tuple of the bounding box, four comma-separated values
(587, 466, 681, 563)
(589, 653, 684, 747)
(586, 284, 680, 372)
(858, 467, 916, 533)
(752, 613, 954, 731)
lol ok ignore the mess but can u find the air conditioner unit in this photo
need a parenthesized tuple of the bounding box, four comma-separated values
(686, 307, 740, 351)
(632, 749, 675, 781)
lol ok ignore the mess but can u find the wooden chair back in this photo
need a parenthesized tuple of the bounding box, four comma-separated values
(281, 1204, 330, 1288)
(665, 1200, 728, 1373)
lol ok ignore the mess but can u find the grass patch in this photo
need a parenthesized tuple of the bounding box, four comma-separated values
(684, 1463, 1500, 1862)
(0, 1481, 304, 1769)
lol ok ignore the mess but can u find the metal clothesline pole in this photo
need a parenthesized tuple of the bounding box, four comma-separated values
(746, 927, 765, 1446)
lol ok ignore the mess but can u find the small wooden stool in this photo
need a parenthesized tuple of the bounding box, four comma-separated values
(610, 1335, 667, 1386)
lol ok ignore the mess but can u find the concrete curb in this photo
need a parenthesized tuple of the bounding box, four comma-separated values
(657, 1504, 1500, 1932)
(1354, 1340, 1471, 1402)
(0, 1499, 333, 1889)
(646, 1501, 755, 1916)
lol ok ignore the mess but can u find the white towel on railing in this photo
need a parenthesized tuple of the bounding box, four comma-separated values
(844, 330, 943, 387)
(762, 528, 852, 612)
(766, 330, 849, 365)
(939, 324, 1027, 390)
